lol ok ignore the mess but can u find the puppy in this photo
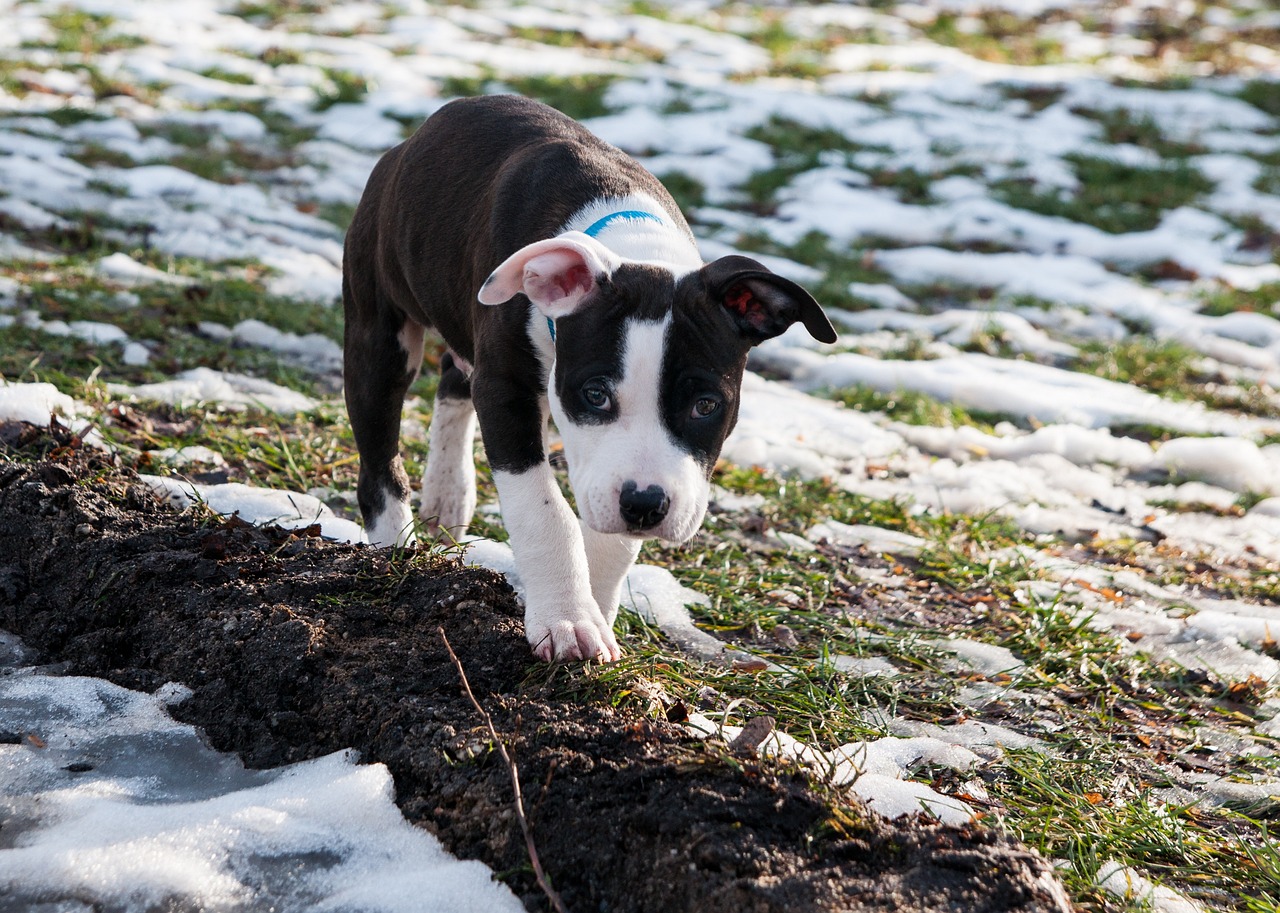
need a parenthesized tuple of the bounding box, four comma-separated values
(342, 94, 835, 662)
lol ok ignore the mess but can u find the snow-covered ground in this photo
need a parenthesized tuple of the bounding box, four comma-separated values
(2, 0, 1279, 909)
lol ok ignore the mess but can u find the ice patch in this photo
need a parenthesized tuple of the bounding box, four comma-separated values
(94, 252, 195, 287)
(210, 319, 344, 372)
(622, 564, 753, 663)
(110, 368, 318, 414)
(0, 381, 86, 426)
(0, 669, 524, 912)
(1151, 437, 1280, 494)
(148, 445, 228, 468)
(1096, 862, 1205, 913)
(687, 714, 979, 825)
(808, 520, 927, 557)
(929, 638, 1026, 677)
(139, 475, 365, 544)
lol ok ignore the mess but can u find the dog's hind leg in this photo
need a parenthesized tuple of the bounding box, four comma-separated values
(419, 351, 478, 538)
(344, 275, 424, 547)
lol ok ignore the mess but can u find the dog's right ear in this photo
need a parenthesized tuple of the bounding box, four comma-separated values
(478, 232, 621, 318)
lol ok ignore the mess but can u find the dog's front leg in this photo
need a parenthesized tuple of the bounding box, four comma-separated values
(473, 361, 619, 663)
(581, 526, 642, 628)
(493, 466, 621, 662)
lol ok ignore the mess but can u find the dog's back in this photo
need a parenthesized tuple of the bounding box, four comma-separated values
(345, 95, 690, 359)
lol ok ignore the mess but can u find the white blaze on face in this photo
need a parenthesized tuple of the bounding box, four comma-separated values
(551, 317, 709, 543)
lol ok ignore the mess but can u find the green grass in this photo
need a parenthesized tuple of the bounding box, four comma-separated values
(1075, 338, 1202, 397)
(0, 209, 152, 259)
(0, 266, 343, 399)
(741, 14, 837, 81)
(655, 171, 706, 215)
(740, 116, 870, 213)
(1238, 79, 1280, 118)
(440, 72, 621, 121)
(203, 98, 318, 148)
(70, 142, 136, 169)
(198, 66, 257, 86)
(39, 107, 109, 127)
(109, 402, 358, 494)
(998, 83, 1067, 113)
(740, 115, 978, 210)
(134, 122, 302, 183)
(313, 68, 371, 111)
(1072, 107, 1206, 158)
(1074, 338, 1280, 420)
(1196, 281, 1280, 317)
(992, 154, 1215, 235)
(923, 11, 1065, 67)
(824, 383, 1005, 432)
(27, 10, 144, 55)
(316, 201, 359, 232)
(230, 0, 328, 26)
(257, 46, 305, 67)
(1257, 165, 1280, 199)
(990, 748, 1279, 910)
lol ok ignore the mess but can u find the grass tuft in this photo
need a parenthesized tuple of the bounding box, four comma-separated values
(992, 155, 1214, 235)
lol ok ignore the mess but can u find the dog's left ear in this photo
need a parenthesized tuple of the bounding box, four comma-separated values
(703, 256, 837, 344)
(478, 232, 621, 318)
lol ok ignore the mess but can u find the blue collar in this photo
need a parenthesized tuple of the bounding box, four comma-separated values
(582, 209, 666, 238)
(547, 210, 666, 342)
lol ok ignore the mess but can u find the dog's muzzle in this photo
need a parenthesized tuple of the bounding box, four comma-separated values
(619, 480, 670, 531)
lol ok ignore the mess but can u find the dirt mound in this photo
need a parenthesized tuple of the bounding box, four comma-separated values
(0, 423, 1071, 913)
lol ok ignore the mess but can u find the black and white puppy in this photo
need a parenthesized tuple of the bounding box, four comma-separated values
(343, 95, 836, 662)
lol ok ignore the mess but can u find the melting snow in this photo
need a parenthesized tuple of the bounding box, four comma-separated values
(0, 667, 524, 912)
(109, 368, 319, 414)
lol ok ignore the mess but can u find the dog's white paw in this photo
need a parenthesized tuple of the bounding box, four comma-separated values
(526, 610, 621, 663)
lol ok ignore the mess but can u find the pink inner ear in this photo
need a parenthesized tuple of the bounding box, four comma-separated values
(526, 263, 590, 302)
(523, 252, 595, 316)
(724, 281, 769, 330)
(724, 283, 754, 316)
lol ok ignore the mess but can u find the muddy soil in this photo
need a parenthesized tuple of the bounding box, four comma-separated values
(0, 423, 1072, 913)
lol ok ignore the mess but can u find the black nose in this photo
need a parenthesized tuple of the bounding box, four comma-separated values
(619, 481, 670, 530)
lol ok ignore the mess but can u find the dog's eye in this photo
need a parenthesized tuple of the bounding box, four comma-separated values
(690, 395, 721, 419)
(581, 379, 613, 413)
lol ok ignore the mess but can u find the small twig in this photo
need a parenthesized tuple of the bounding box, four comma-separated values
(439, 628, 569, 913)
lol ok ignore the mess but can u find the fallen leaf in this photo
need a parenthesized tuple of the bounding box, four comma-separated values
(728, 716, 776, 758)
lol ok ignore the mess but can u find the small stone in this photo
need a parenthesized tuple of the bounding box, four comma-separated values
(771, 624, 799, 649)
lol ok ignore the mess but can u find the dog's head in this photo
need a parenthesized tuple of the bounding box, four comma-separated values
(480, 232, 836, 543)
